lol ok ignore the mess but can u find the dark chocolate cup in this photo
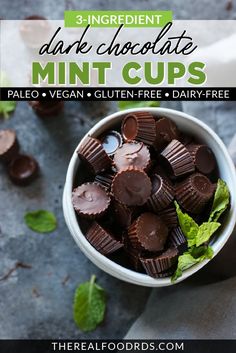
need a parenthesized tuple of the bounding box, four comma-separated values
(160, 139, 195, 178)
(94, 171, 115, 191)
(111, 198, 133, 229)
(128, 212, 168, 252)
(140, 248, 178, 278)
(175, 173, 215, 214)
(72, 182, 111, 219)
(147, 174, 175, 212)
(187, 144, 216, 175)
(168, 227, 187, 253)
(8, 154, 39, 186)
(127, 217, 141, 250)
(29, 101, 64, 117)
(0, 129, 20, 164)
(155, 117, 180, 150)
(111, 167, 152, 206)
(122, 112, 156, 146)
(158, 204, 178, 229)
(86, 222, 123, 255)
(123, 237, 143, 271)
(113, 141, 151, 172)
(77, 136, 112, 174)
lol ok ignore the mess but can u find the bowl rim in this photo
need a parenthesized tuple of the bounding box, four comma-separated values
(63, 107, 236, 287)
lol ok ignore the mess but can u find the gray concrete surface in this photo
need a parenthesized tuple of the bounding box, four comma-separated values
(0, 0, 236, 340)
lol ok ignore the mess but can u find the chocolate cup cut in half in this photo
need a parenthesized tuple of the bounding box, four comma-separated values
(112, 168, 152, 206)
(86, 221, 123, 255)
(72, 182, 111, 219)
(128, 212, 169, 252)
(8, 154, 38, 186)
(160, 139, 195, 178)
(77, 136, 112, 174)
(113, 141, 150, 172)
(175, 173, 215, 214)
(155, 117, 180, 150)
(0, 129, 20, 163)
(140, 248, 179, 278)
(147, 174, 175, 212)
(187, 144, 216, 175)
(121, 112, 156, 146)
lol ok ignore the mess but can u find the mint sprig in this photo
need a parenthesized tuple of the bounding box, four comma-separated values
(172, 179, 230, 282)
(73, 275, 106, 332)
(24, 210, 57, 233)
(118, 101, 159, 110)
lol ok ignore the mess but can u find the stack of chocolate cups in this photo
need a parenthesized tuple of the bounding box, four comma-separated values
(73, 112, 218, 279)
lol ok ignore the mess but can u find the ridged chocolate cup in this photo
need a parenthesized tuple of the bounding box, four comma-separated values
(8, 154, 39, 186)
(147, 174, 175, 212)
(121, 112, 156, 146)
(77, 136, 112, 174)
(151, 268, 176, 278)
(123, 235, 143, 271)
(72, 182, 111, 219)
(94, 171, 115, 191)
(112, 199, 133, 228)
(187, 144, 216, 175)
(112, 167, 152, 206)
(0, 129, 20, 163)
(86, 222, 123, 255)
(155, 117, 180, 150)
(140, 248, 178, 278)
(158, 204, 178, 229)
(128, 212, 168, 252)
(175, 173, 215, 214)
(29, 101, 64, 117)
(113, 141, 150, 172)
(160, 139, 195, 178)
(168, 227, 187, 252)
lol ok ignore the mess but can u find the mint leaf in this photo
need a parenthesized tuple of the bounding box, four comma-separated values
(0, 71, 16, 119)
(118, 101, 159, 110)
(195, 222, 221, 247)
(73, 275, 106, 332)
(0, 101, 16, 119)
(175, 201, 199, 247)
(209, 179, 230, 222)
(24, 210, 57, 233)
(172, 246, 213, 282)
(171, 252, 199, 282)
(190, 245, 214, 259)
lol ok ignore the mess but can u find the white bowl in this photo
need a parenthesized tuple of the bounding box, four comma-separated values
(63, 107, 236, 287)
